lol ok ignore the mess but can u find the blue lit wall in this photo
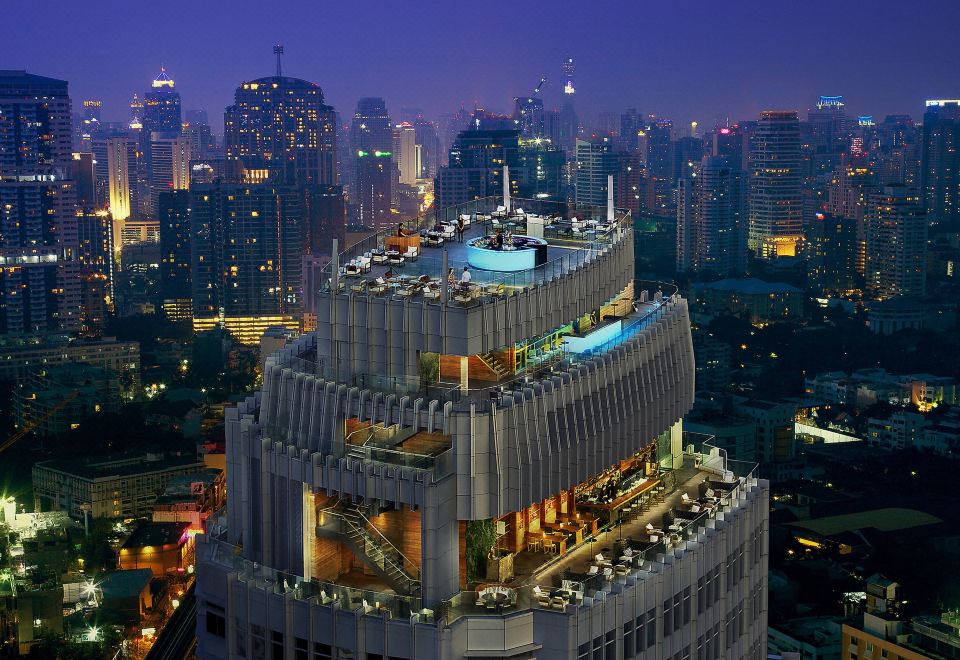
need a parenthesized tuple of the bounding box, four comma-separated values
(562, 319, 623, 354)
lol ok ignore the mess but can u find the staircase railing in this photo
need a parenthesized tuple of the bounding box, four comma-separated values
(317, 503, 421, 594)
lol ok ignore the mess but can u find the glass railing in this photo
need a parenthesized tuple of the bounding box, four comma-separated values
(438, 464, 758, 624)
(200, 535, 422, 620)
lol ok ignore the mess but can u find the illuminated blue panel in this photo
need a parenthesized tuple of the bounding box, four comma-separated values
(465, 235, 546, 272)
(562, 319, 623, 354)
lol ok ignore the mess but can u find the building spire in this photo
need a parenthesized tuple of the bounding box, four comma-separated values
(273, 44, 284, 77)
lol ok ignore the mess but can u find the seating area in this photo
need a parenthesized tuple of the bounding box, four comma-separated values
(475, 584, 517, 613)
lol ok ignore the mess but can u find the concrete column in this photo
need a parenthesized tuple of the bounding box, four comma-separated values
(441, 249, 449, 303)
(503, 165, 511, 213)
(607, 174, 615, 222)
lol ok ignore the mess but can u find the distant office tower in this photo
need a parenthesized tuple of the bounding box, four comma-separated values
(711, 124, 745, 168)
(748, 111, 803, 259)
(102, 137, 137, 227)
(827, 164, 874, 275)
(807, 95, 848, 153)
(140, 68, 182, 189)
(920, 100, 960, 227)
(71, 152, 97, 208)
(302, 184, 346, 255)
(158, 190, 192, 320)
(672, 136, 704, 182)
(393, 122, 418, 186)
(575, 136, 617, 206)
(806, 212, 858, 294)
(413, 116, 441, 179)
(149, 135, 191, 218)
(864, 184, 927, 299)
(561, 56, 575, 95)
(189, 182, 304, 341)
(677, 156, 747, 275)
(640, 118, 673, 181)
(435, 123, 521, 209)
(354, 150, 393, 230)
(351, 97, 393, 153)
(516, 138, 566, 203)
(143, 68, 182, 136)
(620, 108, 643, 152)
(513, 96, 545, 139)
(351, 98, 394, 227)
(224, 72, 337, 186)
(76, 209, 114, 332)
(0, 70, 80, 335)
(614, 151, 645, 215)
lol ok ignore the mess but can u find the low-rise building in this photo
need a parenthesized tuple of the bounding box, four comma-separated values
(0, 336, 140, 390)
(805, 368, 957, 410)
(33, 452, 206, 519)
(691, 277, 804, 326)
(768, 616, 843, 660)
(150, 469, 224, 531)
(118, 522, 191, 577)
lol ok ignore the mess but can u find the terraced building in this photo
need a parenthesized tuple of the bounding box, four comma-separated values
(196, 194, 769, 659)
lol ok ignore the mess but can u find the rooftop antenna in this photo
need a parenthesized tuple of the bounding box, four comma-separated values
(273, 44, 284, 77)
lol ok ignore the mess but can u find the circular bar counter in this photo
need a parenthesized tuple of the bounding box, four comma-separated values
(466, 235, 548, 271)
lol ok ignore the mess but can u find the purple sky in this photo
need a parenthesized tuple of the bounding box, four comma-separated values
(3, 0, 960, 131)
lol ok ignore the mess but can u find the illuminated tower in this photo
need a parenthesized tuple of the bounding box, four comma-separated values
(223, 55, 338, 186)
(864, 184, 927, 299)
(0, 70, 81, 334)
(561, 57, 575, 96)
(143, 67, 182, 137)
(747, 111, 803, 259)
(921, 99, 960, 227)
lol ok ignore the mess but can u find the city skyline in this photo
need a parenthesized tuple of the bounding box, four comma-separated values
(4, 0, 960, 128)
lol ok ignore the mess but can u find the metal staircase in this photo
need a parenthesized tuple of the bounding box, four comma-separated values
(318, 501, 420, 596)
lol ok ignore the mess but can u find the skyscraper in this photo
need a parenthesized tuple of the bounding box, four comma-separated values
(620, 108, 643, 152)
(513, 96, 545, 139)
(747, 111, 803, 259)
(920, 99, 960, 227)
(0, 70, 80, 335)
(575, 136, 617, 206)
(149, 135, 191, 219)
(195, 194, 769, 660)
(351, 98, 394, 227)
(676, 156, 747, 275)
(224, 71, 338, 186)
(189, 182, 304, 342)
(864, 184, 927, 300)
(158, 190, 192, 321)
(435, 123, 520, 209)
(142, 68, 182, 137)
(392, 121, 418, 186)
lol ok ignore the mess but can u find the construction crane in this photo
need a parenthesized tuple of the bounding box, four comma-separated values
(534, 77, 547, 94)
(0, 390, 80, 454)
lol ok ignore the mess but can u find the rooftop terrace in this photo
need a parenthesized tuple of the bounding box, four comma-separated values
(321, 196, 631, 307)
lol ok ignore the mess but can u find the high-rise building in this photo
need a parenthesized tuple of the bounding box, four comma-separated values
(0, 70, 81, 335)
(158, 190, 192, 320)
(189, 182, 304, 341)
(393, 122, 418, 186)
(195, 195, 769, 660)
(149, 135, 191, 219)
(70, 152, 97, 208)
(224, 72, 337, 187)
(413, 116, 441, 179)
(516, 138, 566, 203)
(435, 124, 520, 209)
(640, 118, 673, 181)
(747, 111, 804, 259)
(920, 99, 960, 227)
(826, 164, 874, 275)
(807, 95, 848, 153)
(864, 184, 927, 300)
(513, 96, 545, 140)
(620, 108, 643, 152)
(354, 149, 394, 230)
(351, 98, 395, 227)
(677, 156, 747, 275)
(575, 136, 617, 206)
(142, 68, 182, 137)
(806, 212, 858, 295)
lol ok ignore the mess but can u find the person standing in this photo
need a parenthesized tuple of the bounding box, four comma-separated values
(456, 217, 465, 243)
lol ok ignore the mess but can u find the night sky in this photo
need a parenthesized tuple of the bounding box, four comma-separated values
(3, 0, 960, 130)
